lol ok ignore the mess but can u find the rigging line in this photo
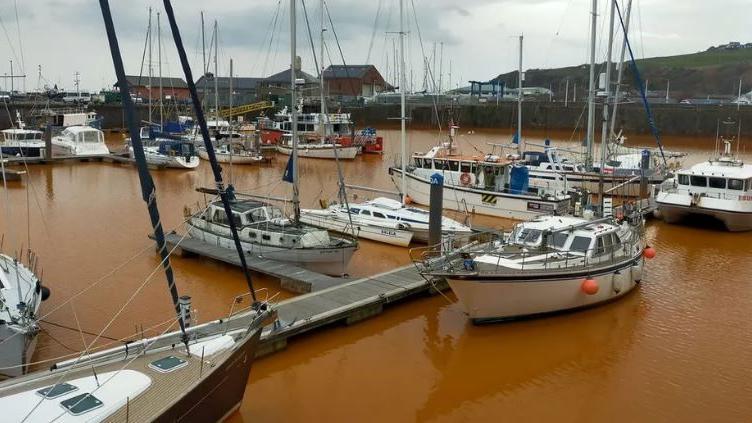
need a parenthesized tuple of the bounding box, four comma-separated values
(39, 327, 78, 353)
(409, 0, 442, 133)
(0, 11, 21, 69)
(300, 0, 320, 78)
(324, 1, 359, 98)
(251, 1, 280, 77)
(137, 10, 152, 87)
(262, 1, 283, 77)
(13, 0, 24, 77)
(365, 0, 383, 64)
(41, 318, 120, 342)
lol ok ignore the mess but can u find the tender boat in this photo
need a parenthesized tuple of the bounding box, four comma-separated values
(129, 139, 199, 169)
(1, 113, 46, 159)
(656, 136, 752, 231)
(300, 197, 472, 246)
(0, 253, 50, 379)
(197, 141, 264, 164)
(414, 215, 649, 323)
(51, 126, 110, 156)
(187, 199, 358, 275)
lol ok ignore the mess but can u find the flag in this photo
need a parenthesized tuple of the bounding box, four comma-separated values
(282, 155, 294, 183)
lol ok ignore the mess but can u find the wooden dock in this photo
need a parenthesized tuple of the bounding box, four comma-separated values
(256, 263, 446, 357)
(163, 233, 349, 294)
(2, 153, 134, 166)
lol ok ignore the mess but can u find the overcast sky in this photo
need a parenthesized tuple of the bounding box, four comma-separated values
(0, 0, 749, 92)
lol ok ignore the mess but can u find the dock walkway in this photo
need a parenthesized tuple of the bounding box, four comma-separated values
(164, 233, 347, 294)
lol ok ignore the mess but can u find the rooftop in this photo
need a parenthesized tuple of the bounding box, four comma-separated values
(115, 75, 188, 89)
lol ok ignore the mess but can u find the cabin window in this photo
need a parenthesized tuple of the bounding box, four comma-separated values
(460, 162, 471, 173)
(213, 210, 241, 225)
(249, 232, 257, 238)
(349, 208, 360, 214)
(678, 174, 689, 185)
(708, 177, 726, 189)
(249, 208, 267, 223)
(361, 210, 372, 216)
(690, 175, 707, 187)
(594, 236, 606, 256)
(414, 158, 424, 168)
(262, 234, 271, 241)
(386, 215, 396, 219)
(434, 159, 446, 170)
(518, 229, 541, 245)
(448, 160, 460, 171)
(728, 179, 744, 190)
(549, 232, 569, 249)
(570, 236, 592, 254)
(373, 212, 386, 219)
(563, 165, 574, 171)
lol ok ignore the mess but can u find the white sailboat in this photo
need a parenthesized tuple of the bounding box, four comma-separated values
(197, 141, 264, 164)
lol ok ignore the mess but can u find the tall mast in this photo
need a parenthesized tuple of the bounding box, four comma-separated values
(585, 0, 598, 170)
(99, 0, 188, 341)
(201, 11, 206, 111)
(399, 0, 407, 205)
(517, 34, 523, 154)
(213, 20, 219, 124)
(148, 7, 153, 125)
(290, 0, 300, 223)
(610, 0, 633, 138)
(598, 0, 616, 199)
(158, 11, 163, 128)
(319, 0, 326, 142)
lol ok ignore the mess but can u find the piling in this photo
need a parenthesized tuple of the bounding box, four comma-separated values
(44, 125, 52, 160)
(428, 173, 444, 246)
(640, 149, 650, 198)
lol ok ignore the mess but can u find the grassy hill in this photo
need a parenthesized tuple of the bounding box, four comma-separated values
(493, 47, 752, 100)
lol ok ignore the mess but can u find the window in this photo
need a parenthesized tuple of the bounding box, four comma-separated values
(249, 208, 267, 223)
(373, 212, 386, 218)
(460, 162, 471, 173)
(678, 174, 689, 185)
(262, 234, 271, 241)
(213, 210, 241, 226)
(360, 210, 371, 216)
(549, 232, 569, 249)
(249, 232, 257, 238)
(709, 177, 726, 189)
(448, 160, 460, 171)
(729, 179, 744, 190)
(690, 176, 707, 187)
(517, 228, 541, 245)
(603, 233, 614, 254)
(594, 236, 606, 256)
(434, 159, 446, 169)
(570, 236, 592, 254)
(414, 158, 424, 168)
(349, 208, 360, 214)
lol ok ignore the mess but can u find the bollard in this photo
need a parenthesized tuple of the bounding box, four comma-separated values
(640, 149, 650, 199)
(44, 124, 53, 160)
(429, 173, 444, 247)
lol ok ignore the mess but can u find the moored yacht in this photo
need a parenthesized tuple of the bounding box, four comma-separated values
(300, 197, 472, 246)
(1, 113, 46, 159)
(198, 141, 264, 164)
(51, 126, 110, 156)
(656, 136, 752, 231)
(414, 214, 650, 323)
(187, 199, 358, 275)
(276, 133, 358, 160)
(129, 138, 199, 169)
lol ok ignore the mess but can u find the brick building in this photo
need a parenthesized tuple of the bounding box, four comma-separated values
(114, 75, 190, 101)
(322, 65, 388, 98)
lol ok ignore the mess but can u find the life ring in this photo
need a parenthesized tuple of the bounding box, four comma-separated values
(459, 172, 472, 186)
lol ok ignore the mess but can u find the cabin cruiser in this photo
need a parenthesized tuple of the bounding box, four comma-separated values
(198, 141, 264, 164)
(656, 136, 752, 231)
(299, 197, 472, 246)
(390, 140, 570, 220)
(414, 214, 649, 323)
(51, 126, 109, 156)
(129, 138, 199, 169)
(0, 253, 50, 378)
(187, 199, 358, 275)
(0, 113, 46, 159)
(276, 133, 358, 160)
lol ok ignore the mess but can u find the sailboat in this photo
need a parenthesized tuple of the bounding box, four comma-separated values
(0, 3, 273, 421)
(300, 5, 471, 246)
(412, 0, 653, 323)
(186, 0, 358, 276)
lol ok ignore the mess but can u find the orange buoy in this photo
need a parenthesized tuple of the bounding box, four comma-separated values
(581, 278, 599, 295)
(404, 195, 414, 205)
(643, 246, 656, 259)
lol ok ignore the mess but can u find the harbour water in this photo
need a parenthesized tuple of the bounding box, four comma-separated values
(1, 128, 751, 421)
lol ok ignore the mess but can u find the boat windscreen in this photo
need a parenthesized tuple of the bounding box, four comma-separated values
(570, 236, 592, 254)
(549, 232, 569, 249)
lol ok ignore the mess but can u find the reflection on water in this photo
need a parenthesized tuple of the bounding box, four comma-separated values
(0, 129, 750, 421)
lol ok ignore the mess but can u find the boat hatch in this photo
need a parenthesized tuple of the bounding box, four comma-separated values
(37, 382, 78, 399)
(148, 355, 188, 373)
(60, 393, 103, 416)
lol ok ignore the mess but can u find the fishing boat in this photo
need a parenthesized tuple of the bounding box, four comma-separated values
(0, 4, 276, 420)
(413, 215, 650, 323)
(197, 141, 264, 164)
(656, 133, 752, 231)
(51, 126, 110, 156)
(1, 112, 46, 159)
(300, 197, 472, 246)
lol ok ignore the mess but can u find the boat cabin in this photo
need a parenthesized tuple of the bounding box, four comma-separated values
(205, 200, 285, 227)
(673, 160, 752, 197)
(156, 140, 196, 157)
(508, 216, 625, 259)
(59, 126, 105, 145)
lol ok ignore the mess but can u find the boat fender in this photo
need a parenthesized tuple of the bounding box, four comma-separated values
(459, 172, 472, 186)
(581, 278, 599, 295)
(463, 259, 476, 271)
(40, 285, 51, 302)
(631, 263, 643, 282)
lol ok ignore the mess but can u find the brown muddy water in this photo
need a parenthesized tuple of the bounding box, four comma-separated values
(1, 128, 751, 422)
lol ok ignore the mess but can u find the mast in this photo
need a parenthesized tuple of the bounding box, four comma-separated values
(319, 0, 326, 142)
(148, 7, 153, 125)
(98, 0, 188, 341)
(162, 0, 258, 303)
(610, 0, 633, 137)
(399, 0, 407, 205)
(585, 0, 598, 170)
(291, 0, 300, 223)
(517, 34, 523, 154)
(213, 21, 219, 124)
(158, 11, 163, 129)
(598, 0, 616, 199)
(201, 11, 207, 112)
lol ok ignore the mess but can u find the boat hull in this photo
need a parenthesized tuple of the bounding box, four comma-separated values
(130, 148, 200, 169)
(528, 169, 664, 194)
(0, 325, 38, 379)
(51, 142, 110, 157)
(393, 169, 570, 220)
(657, 201, 752, 231)
(155, 328, 261, 423)
(276, 144, 358, 160)
(447, 260, 643, 323)
(299, 210, 413, 247)
(198, 150, 262, 164)
(187, 223, 356, 276)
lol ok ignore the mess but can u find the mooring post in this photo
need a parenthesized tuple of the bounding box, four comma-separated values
(429, 173, 444, 247)
(640, 149, 650, 199)
(44, 124, 52, 160)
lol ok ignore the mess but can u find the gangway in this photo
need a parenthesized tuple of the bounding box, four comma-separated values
(217, 101, 273, 118)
